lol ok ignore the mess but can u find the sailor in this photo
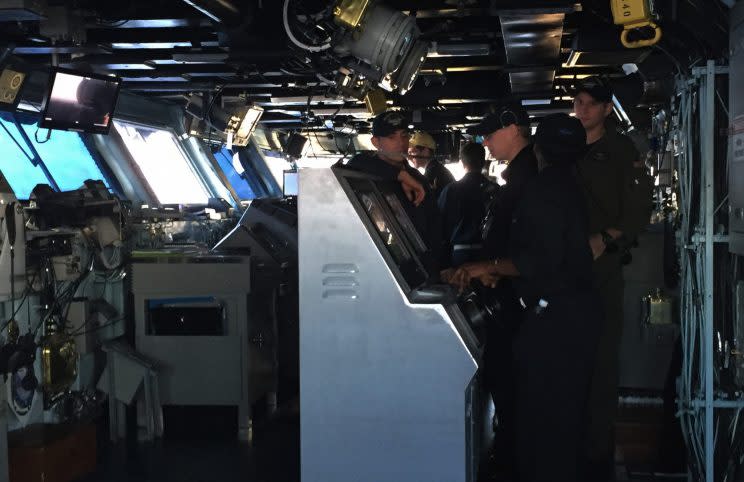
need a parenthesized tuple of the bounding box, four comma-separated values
(448, 113, 602, 482)
(408, 130, 454, 199)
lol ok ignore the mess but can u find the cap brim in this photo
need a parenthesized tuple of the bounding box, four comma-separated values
(467, 124, 492, 136)
(573, 87, 611, 103)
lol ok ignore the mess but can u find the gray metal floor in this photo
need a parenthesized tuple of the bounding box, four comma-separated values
(72, 413, 687, 482)
(76, 412, 300, 482)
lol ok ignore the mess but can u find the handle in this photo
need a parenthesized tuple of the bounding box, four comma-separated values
(5, 203, 15, 247)
(621, 23, 662, 48)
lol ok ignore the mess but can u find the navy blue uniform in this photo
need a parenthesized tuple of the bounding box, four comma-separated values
(423, 159, 455, 200)
(479, 145, 538, 476)
(509, 165, 601, 482)
(482, 145, 538, 259)
(437, 171, 497, 267)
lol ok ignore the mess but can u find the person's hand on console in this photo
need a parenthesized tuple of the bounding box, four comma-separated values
(477, 272, 500, 289)
(446, 267, 472, 293)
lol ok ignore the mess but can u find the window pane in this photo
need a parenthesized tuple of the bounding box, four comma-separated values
(0, 116, 52, 199)
(114, 120, 209, 205)
(213, 148, 255, 200)
(20, 123, 109, 191)
(262, 152, 292, 188)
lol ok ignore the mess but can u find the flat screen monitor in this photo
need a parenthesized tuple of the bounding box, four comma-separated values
(40, 68, 121, 134)
(283, 170, 299, 196)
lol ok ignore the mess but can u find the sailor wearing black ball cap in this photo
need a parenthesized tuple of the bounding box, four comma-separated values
(446, 113, 601, 482)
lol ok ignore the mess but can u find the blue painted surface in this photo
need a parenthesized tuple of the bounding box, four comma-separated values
(19, 122, 109, 192)
(214, 148, 256, 200)
(0, 112, 110, 198)
(0, 115, 52, 198)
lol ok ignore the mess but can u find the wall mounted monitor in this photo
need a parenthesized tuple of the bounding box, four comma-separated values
(40, 68, 121, 134)
(283, 170, 299, 196)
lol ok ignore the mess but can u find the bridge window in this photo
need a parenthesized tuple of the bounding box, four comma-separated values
(0, 115, 54, 199)
(19, 123, 109, 192)
(114, 119, 210, 205)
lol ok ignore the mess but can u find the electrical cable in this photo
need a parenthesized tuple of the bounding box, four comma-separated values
(70, 316, 125, 337)
(0, 272, 36, 335)
(34, 127, 51, 144)
(283, 0, 332, 53)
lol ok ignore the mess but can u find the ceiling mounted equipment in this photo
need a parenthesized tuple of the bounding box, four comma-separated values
(180, 0, 241, 25)
(565, 29, 652, 67)
(334, 0, 370, 28)
(390, 39, 428, 95)
(345, 3, 418, 78)
(185, 93, 264, 148)
(283, 0, 426, 98)
(610, 0, 662, 48)
(499, 13, 565, 95)
(0, 0, 46, 22)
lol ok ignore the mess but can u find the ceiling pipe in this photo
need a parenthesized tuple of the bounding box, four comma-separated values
(180, 0, 241, 24)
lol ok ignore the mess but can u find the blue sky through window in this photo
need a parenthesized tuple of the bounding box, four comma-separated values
(0, 116, 52, 199)
(20, 123, 108, 192)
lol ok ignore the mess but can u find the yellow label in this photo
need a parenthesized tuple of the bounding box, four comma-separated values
(333, 0, 370, 28)
(611, 0, 650, 26)
(364, 89, 387, 116)
(0, 69, 25, 105)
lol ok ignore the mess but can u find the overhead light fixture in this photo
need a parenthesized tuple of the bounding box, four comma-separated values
(521, 99, 552, 106)
(427, 42, 491, 58)
(447, 66, 501, 73)
(564, 50, 581, 68)
(438, 98, 490, 104)
(227, 106, 264, 148)
(185, 94, 263, 148)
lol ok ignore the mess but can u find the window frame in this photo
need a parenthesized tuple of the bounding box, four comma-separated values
(1, 111, 120, 198)
(111, 117, 216, 206)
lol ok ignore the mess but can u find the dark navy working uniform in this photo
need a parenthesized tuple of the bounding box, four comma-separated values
(481, 145, 538, 460)
(466, 107, 539, 478)
(437, 170, 497, 267)
(423, 159, 455, 201)
(481, 145, 538, 260)
(509, 114, 601, 482)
